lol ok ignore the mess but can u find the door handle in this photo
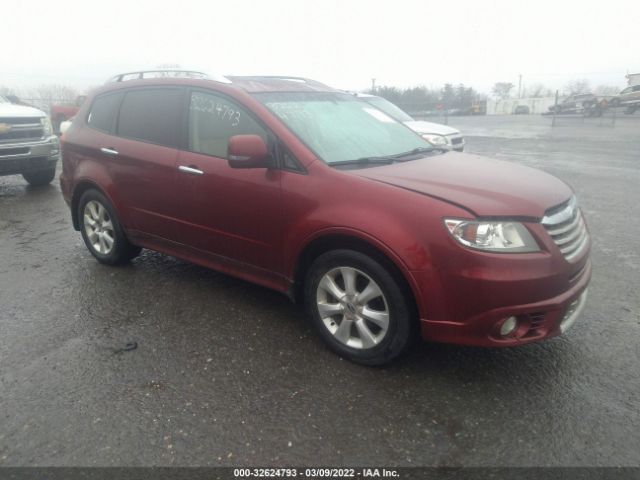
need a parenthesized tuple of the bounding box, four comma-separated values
(100, 147, 119, 157)
(178, 165, 204, 176)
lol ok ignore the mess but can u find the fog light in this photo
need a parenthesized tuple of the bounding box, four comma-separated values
(500, 316, 518, 336)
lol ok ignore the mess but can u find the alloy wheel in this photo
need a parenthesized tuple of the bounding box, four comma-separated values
(316, 267, 390, 349)
(83, 200, 115, 255)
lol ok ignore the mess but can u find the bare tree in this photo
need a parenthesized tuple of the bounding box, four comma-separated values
(594, 84, 620, 95)
(492, 82, 514, 99)
(34, 84, 78, 104)
(564, 79, 590, 95)
(527, 82, 552, 98)
(0, 86, 18, 97)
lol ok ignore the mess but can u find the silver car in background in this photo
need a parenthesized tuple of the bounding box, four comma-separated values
(354, 93, 465, 151)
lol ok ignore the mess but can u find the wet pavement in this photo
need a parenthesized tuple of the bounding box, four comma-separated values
(1, 115, 639, 467)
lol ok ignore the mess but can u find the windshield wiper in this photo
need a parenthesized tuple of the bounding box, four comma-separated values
(331, 156, 397, 167)
(332, 147, 437, 168)
(389, 147, 436, 159)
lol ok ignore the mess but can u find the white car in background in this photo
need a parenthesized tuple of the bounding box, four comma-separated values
(354, 93, 465, 151)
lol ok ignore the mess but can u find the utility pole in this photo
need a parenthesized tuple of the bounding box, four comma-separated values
(371, 78, 376, 93)
(518, 74, 522, 99)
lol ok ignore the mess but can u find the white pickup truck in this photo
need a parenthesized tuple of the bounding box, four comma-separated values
(0, 95, 60, 186)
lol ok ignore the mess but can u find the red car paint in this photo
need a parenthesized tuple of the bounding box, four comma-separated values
(50, 95, 86, 132)
(60, 76, 591, 348)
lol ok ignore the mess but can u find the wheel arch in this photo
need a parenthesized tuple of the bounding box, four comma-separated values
(70, 180, 111, 230)
(290, 232, 420, 320)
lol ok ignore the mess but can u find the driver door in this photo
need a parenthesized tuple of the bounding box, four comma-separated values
(175, 90, 284, 276)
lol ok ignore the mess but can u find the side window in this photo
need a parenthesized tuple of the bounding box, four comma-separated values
(633, 86, 640, 92)
(87, 93, 123, 133)
(281, 146, 304, 172)
(117, 88, 183, 147)
(188, 91, 267, 158)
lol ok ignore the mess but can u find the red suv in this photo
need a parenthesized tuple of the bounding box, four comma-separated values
(60, 72, 591, 365)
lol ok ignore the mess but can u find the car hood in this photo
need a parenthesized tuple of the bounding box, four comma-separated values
(0, 103, 46, 118)
(404, 120, 461, 136)
(354, 152, 572, 218)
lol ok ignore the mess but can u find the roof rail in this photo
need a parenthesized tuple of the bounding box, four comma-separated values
(106, 70, 231, 84)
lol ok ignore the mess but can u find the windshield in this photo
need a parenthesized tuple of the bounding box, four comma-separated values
(255, 92, 430, 164)
(362, 96, 414, 123)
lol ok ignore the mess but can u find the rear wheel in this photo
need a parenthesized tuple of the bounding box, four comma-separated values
(22, 167, 56, 186)
(305, 249, 415, 365)
(78, 189, 141, 265)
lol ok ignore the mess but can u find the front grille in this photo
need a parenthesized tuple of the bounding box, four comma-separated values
(0, 147, 30, 157)
(0, 117, 41, 125)
(450, 137, 463, 145)
(0, 128, 44, 143)
(527, 312, 546, 329)
(0, 117, 44, 144)
(542, 197, 589, 262)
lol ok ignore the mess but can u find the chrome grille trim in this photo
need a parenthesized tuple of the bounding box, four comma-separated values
(542, 197, 589, 262)
(560, 288, 588, 333)
(0, 118, 45, 144)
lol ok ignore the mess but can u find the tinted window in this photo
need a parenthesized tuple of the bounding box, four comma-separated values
(87, 93, 123, 132)
(188, 91, 267, 158)
(117, 88, 183, 147)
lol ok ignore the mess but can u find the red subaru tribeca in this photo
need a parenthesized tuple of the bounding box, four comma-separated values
(60, 71, 591, 365)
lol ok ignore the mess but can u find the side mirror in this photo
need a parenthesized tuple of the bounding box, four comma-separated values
(227, 135, 268, 169)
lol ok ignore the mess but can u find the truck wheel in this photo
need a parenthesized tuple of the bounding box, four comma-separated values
(22, 167, 56, 186)
(78, 189, 141, 265)
(304, 249, 416, 366)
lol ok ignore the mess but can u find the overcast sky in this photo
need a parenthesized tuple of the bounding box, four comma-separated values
(2, 0, 638, 94)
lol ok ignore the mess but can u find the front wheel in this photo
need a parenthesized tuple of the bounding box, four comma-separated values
(305, 250, 416, 365)
(23, 167, 56, 186)
(78, 189, 141, 265)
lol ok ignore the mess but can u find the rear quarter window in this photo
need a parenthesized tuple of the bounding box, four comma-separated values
(87, 93, 124, 133)
(116, 88, 183, 148)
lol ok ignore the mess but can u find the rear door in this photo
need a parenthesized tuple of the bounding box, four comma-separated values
(107, 87, 185, 242)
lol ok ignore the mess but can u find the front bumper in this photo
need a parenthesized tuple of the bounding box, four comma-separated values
(0, 137, 60, 176)
(446, 134, 465, 152)
(419, 258, 591, 347)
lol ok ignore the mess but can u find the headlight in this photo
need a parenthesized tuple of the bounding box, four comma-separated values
(444, 219, 540, 253)
(421, 133, 448, 146)
(40, 117, 53, 136)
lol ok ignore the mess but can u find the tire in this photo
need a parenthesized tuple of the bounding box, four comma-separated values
(304, 249, 416, 366)
(22, 167, 56, 186)
(78, 189, 141, 265)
